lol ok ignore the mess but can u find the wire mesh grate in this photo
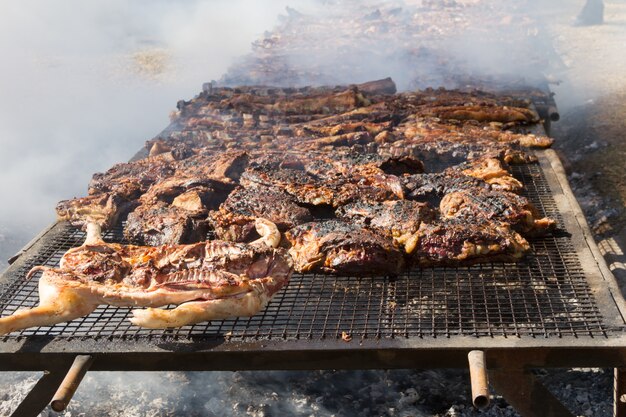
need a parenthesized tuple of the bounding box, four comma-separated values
(0, 162, 609, 341)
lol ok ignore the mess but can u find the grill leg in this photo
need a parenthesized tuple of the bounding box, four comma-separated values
(9, 365, 73, 417)
(490, 369, 575, 417)
(615, 368, 626, 417)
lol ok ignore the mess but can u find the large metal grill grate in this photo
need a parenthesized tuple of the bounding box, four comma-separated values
(0, 162, 608, 340)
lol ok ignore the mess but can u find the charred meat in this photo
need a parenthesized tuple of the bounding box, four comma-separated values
(0, 222, 292, 334)
(336, 200, 436, 253)
(402, 172, 489, 205)
(209, 185, 313, 242)
(440, 188, 556, 236)
(285, 220, 405, 275)
(124, 177, 224, 245)
(241, 157, 403, 207)
(449, 157, 523, 193)
(412, 220, 530, 266)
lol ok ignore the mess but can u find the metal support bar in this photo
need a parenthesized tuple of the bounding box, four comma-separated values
(9, 364, 73, 417)
(615, 368, 626, 417)
(468, 350, 490, 409)
(490, 369, 575, 417)
(51, 355, 94, 412)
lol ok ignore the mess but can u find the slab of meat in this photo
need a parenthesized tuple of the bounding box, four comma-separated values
(448, 157, 523, 193)
(377, 138, 534, 174)
(336, 200, 436, 253)
(56, 192, 139, 230)
(172, 150, 249, 185)
(125, 202, 209, 246)
(416, 104, 540, 124)
(55, 153, 178, 229)
(285, 220, 405, 275)
(440, 189, 556, 236)
(402, 172, 489, 205)
(400, 117, 553, 149)
(57, 149, 247, 232)
(380, 116, 548, 170)
(89, 152, 179, 196)
(241, 159, 403, 207)
(412, 220, 530, 267)
(124, 177, 225, 245)
(209, 185, 313, 242)
(0, 221, 292, 334)
(241, 163, 336, 206)
(302, 149, 423, 178)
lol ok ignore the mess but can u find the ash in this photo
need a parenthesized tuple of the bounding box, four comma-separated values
(0, 369, 614, 417)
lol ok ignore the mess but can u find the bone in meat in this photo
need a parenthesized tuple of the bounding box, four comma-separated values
(0, 220, 292, 334)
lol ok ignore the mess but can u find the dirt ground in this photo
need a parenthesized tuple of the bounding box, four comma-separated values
(542, 0, 626, 294)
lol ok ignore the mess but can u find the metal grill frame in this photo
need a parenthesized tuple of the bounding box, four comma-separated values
(1, 149, 626, 374)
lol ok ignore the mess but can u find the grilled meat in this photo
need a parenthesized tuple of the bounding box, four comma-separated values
(56, 192, 139, 229)
(402, 172, 489, 205)
(241, 157, 403, 207)
(0, 221, 292, 334)
(440, 189, 556, 236)
(378, 138, 530, 173)
(417, 104, 540, 124)
(125, 202, 209, 246)
(412, 220, 530, 266)
(172, 150, 249, 186)
(89, 153, 178, 196)
(336, 200, 436, 253)
(400, 117, 552, 149)
(241, 163, 336, 206)
(302, 149, 423, 177)
(449, 157, 523, 192)
(53, 81, 554, 274)
(57, 149, 247, 232)
(285, 220, 405, 275)
(209, 185, 313, 242)
(123, 177, 226, 245)
(57, 153, 179, 228)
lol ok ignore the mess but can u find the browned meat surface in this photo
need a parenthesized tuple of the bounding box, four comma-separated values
(412, 220, 530, 266)
(417, 104, 539, 124)
(402, 172, 489, 205)
(241, 157, 403, 207)
(125, 202, 209, 246)
(447, 157, 523, 193)
(134, 177, 225, 208)
(172, 150, 249, 186)
(208, 186, 313, 242)
(54, 81, 555, 272)
(241, 163, 336, 206)
(56, 150, 246, 232)
(56, 192, 139, 229)
(285, 220, 405, 275)
(89, 153, 178, 196)
(440, 189, 556, 236)
(302, 149, 423, 178)
(0, 223, 293, 333)
(336, 200, 436, 253)
(124, 178, 224, 245)
(400, 117, 552, 149)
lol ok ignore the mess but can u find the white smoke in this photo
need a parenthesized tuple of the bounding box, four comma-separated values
(0, 0, 314, 269)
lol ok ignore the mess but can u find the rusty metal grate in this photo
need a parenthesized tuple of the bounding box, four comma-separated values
(0, 163, 608, 340)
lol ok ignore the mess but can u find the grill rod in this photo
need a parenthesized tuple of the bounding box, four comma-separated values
(468, 350, 490, 409)
(50, 355, 94, 412)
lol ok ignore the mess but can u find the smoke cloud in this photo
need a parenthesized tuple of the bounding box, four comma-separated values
(0, 0, 314, 269)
